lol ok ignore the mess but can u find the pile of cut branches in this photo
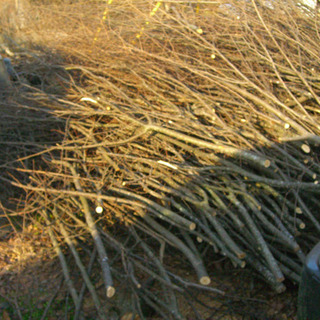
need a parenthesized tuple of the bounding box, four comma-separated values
(5, 0, 320, 318)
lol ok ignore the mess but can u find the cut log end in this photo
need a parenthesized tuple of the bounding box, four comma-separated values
(237, 252, 246, 259)
(264, 159, 271, 168)
(275, 283, 286, 294)
(189, 222, 196, 231)
(200, 276, 211, 285)
(107, 286, 116, 298)
(301, 143, 311, 154)
(299, 222, 306, 230)
(197, 236, 203, 243)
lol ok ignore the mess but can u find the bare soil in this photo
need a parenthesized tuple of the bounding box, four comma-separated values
(0, 227, 298, 320)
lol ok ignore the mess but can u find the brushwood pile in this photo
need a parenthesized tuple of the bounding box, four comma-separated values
(1, 0, 320, 318)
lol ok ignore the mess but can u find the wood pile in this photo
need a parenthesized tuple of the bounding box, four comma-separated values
(4, 0, 320, 318)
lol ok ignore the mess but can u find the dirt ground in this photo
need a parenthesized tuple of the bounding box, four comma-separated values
(0, 225, 298, 320)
